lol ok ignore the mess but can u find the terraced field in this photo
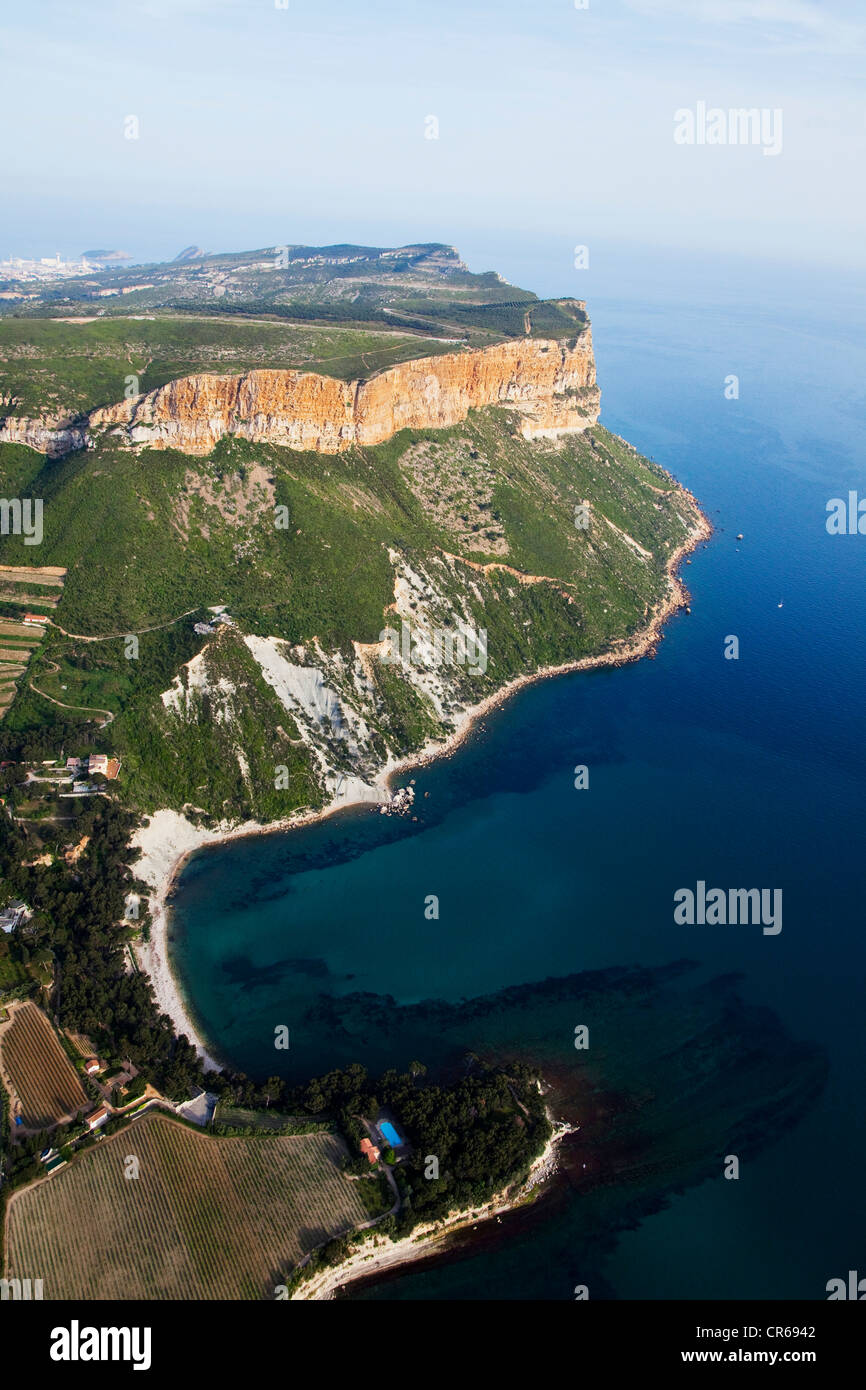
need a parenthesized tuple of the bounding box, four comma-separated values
(0, 568, 62, 718)
(5, 1111, 371, 1299)
(0, 1000, 88, 1128)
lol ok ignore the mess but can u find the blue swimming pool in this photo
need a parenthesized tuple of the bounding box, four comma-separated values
(379, 1121, 402, 1148)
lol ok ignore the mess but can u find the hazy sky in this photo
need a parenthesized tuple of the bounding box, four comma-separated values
(2, 0, 863, 283)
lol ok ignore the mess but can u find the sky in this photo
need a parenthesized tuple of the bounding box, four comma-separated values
(1, 0, 864, 287)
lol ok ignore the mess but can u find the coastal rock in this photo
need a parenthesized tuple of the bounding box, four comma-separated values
(0, 334, 600, 461)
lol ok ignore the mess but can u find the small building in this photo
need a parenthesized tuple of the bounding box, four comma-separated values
(88, 753, 109, 776)
(65, 757, 82, 772)
(23, 613, 46, 627)
(84, 1059, 102, 1076)
(84, 1106, 110, 1131)
(0, 901, 31, 934)
(359, 1137, 380, 1164)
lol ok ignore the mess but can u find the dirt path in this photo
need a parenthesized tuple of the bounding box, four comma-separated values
(28, 679, 114, 727)
(24, 605, 199, 722)
(48, 606, 199, 643)
(439, 549, 575, 588)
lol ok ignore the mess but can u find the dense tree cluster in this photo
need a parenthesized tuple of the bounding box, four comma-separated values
(280, 1059, 551, 1232)
(0, 801, 205, 1099)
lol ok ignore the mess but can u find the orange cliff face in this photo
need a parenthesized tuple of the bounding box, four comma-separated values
(87, 333, 601, 456)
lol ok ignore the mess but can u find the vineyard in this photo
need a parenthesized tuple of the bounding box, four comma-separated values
(5, 1111, 372, 1299)
(0, 1001, 88, 1129)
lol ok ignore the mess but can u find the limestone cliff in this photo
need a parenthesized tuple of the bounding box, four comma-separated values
(0, 333, 599, 459)
(0, 413, 87, 458)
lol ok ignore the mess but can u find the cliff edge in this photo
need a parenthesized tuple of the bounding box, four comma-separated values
(1, 332, 599, 459)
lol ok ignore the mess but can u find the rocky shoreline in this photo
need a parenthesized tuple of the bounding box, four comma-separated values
(129, 494, 712, 1069)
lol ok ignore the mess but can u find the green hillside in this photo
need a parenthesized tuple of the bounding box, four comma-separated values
(0, 409, 700, 821)
(0, 242, 704, 826)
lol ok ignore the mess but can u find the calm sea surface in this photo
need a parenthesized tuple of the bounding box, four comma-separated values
(170, 260, 866, 1298)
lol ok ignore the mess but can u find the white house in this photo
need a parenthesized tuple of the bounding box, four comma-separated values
(0, 901, 31, 933)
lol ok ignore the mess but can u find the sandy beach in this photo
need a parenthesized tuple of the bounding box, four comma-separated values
(130, 497, 711, 1069)
(292, 1116, 577, 1300)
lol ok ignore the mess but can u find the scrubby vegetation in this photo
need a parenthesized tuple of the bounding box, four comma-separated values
(0, 406, 699, 822)
(0, 315, 458, 418)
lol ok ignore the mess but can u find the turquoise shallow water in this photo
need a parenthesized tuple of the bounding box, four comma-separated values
(170, 261, 866, 1298)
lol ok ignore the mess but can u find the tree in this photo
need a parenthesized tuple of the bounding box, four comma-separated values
(262, 1076, 283, 1109)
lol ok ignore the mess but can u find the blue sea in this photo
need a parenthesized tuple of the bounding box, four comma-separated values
(169, 249, 866, 1299)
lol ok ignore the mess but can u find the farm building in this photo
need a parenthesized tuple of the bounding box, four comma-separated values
(22, 614, 46, 627)
(84, 1106, 110, 1131)
(84, 1059, 103, 1076)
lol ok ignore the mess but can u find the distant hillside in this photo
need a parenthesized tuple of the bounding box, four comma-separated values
(0, 240, 582, 342)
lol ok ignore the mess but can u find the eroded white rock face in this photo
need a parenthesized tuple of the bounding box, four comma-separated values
(244, 636, 344, 731)
(0, 415, 87, 457)
(155, 544, 490, 812)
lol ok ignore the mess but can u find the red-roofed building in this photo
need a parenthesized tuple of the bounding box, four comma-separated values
(85, 1105, 110, 1131)
(359, 1137, 380, 1164)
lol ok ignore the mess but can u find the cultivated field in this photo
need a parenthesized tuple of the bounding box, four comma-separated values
(63, 1029, 98, 1059)
(0, 593, 55, 719)
(5, 1111, 371, 1300)
(213, 1104, 329, 1133)
(0, 1001, 88, 1129)
(0, 565, 66, 587)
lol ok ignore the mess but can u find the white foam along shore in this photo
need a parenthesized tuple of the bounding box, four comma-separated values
(292, 1115, 577, 1300)
(129, 499, 711, 1068)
